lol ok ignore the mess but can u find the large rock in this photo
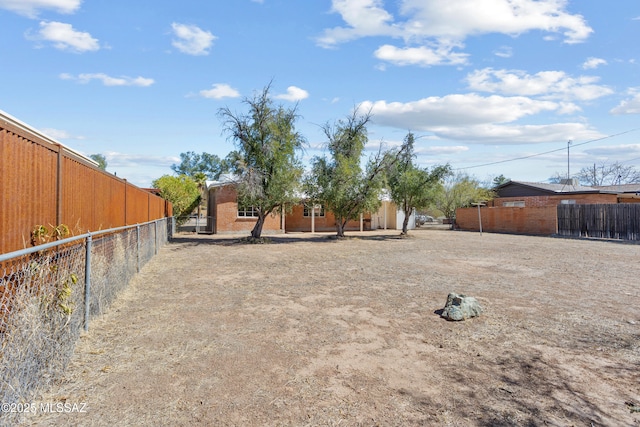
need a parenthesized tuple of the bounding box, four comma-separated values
(441, 293, 482, 321)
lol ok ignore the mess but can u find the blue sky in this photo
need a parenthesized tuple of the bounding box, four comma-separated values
(1, 0, 639, 187)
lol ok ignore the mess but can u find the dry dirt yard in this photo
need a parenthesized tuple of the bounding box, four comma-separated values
(27, 229, 640, 426)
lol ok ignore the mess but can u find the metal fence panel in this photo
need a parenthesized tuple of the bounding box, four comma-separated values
(0, 219, 170, 426)
(0, 114, 171, 254)
(0, 244, 86, 424)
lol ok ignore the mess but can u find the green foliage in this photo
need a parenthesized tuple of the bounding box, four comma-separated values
(57, 273, 78, 315)
(433, 173, 495, 224)
(30, 224, 70, 246)
(492, 174, 510, 187)
(386, 132, 451, 234)
(89, 153, 107, 170)
(218, 83, 305, 239)
(152, 175, 200, 224)
(171, 151, 238, 180)
(305, 109, 391, 237)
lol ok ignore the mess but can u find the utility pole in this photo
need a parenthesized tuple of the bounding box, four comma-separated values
(567, 140, 572, 180)
(472, 202, 486, 236)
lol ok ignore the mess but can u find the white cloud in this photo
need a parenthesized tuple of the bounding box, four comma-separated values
(31, 21, 99, 52)
(585, 144, 640, 156)
(360, 94, 559, 129)
(466, 68, 613, 101)
(199, 83, 240, 99)
(418, 145, 470, 154)
(0, 0, 81, 18)
(60, 73, 154, 87)
(104, 151, 180, 168)
(494, 46, 513, 58)
(582, 57, 607, 69)
(171, 23, 216, 56)
(374, 43, 468, 66)
(316, 0, 399, 48)
(430, 122, 601, 144)
(358, 93, 604, 145)
(275, 86, 309, 102)
(40, 127, 84, 140)
(399, 0, 592, 44)
(610, 90, 640, 115)
(317, 0, 592, 52)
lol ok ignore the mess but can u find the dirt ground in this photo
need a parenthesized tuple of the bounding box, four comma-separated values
(26, 229, 640, 426)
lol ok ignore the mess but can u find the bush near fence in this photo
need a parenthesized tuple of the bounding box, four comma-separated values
(0, 219, 171, 426)
(0, 111, 172, 255)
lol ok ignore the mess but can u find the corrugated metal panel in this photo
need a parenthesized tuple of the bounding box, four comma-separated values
(1, 117, 172, 254)
(0, 127, 58, 253)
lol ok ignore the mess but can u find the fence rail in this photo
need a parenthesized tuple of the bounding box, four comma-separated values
(557, 204, 640, 241)
(0, 218, 173, 426)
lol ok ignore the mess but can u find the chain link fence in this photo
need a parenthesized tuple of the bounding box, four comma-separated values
(0, 218, 172, 426)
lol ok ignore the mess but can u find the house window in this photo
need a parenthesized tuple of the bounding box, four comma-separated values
(503, 201, 525, 207)
(303, 203, 325, 217)
(238, 205, 259, 217)
(560, 199, 576, 204)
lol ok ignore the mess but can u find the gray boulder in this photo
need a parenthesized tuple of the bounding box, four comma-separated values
(441, 293, 482, 321)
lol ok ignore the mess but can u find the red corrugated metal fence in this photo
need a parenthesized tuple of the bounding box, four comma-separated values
(0, 113, 172, 254)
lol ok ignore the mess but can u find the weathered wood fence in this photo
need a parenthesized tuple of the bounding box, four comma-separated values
(557, 204, 640, 241)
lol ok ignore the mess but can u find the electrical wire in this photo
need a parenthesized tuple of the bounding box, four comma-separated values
(454, 128, 640, 170)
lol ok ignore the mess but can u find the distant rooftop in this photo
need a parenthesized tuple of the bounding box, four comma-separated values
(497, 180, 599, 193)
(206, 173, 240, 189)
(495, 180, 640, 195)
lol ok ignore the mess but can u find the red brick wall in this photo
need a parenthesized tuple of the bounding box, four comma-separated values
(491, 193, 618, 207)
(456, 206, 558, 235)
(618, 196, 640, 203)
(209, 185, 282, 234)
(285, 203, 372, 232)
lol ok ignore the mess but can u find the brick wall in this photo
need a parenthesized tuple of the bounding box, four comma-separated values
(209, 185, 282, 234)
(492, 193, 618, 207)
(285, 203, 372, 232)
(456, 206, 558, 235)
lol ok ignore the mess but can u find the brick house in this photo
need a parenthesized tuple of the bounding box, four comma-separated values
(456, 180, 640, 235)
(285, 191, 415, 233)
(206, 176, 413, 234)
(206, 176, 284, 235)
(489, 180, 618, 207)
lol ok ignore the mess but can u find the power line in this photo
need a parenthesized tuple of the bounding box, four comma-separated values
(619, 155, 640, 164)
(454, 128, 640, 171)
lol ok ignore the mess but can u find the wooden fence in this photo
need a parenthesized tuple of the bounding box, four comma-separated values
(557, 204, 640, 241)
(0, 111, 172, 254)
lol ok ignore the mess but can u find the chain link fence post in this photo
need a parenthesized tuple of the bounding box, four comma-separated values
(154, 220, 158, 255)
(84, 234, 92, 332)
(136, 225, 141, 273)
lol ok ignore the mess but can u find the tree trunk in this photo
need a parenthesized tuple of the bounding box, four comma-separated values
(401, 208, 411, 235)
(251, 214, 265, 239)
(335, 219, 346, 238)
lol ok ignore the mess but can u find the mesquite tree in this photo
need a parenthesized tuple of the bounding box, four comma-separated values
(305, 109, 392, 238)
(218, 84, 305, 239)
(386, 132, 451, 235)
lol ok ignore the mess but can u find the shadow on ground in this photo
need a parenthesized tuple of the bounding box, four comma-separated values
(169, 231, 418, 247)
